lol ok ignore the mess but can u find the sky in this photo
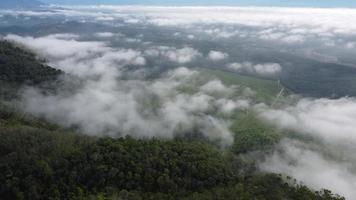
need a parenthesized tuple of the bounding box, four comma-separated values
(40, 0, 356, 7)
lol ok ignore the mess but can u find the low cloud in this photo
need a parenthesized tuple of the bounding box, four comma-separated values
(5, 34, 146, 77)
(260, 139, 356, 200)
(8, 34, 253, 146)
(346, 42, 355, 49)
(257, 97, 356, 199)
(208, 50, 228, 61)
(4, 7, 356, 197)
(145, 46, 202, 64)
(258, 97, 356, 143)
(95, 32, 115, 37)
(2, 6, 356, 44)
(227, 62, 282, 76)
(20, 67, 244, 145)
(200, 79, 233, 95)
(216, 99, 250, 115)
(257, 29, 305, 44)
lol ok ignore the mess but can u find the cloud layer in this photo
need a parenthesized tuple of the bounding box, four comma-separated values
(3, 6, 356, 41)
(259, 97, 356, 143)
(2, 6, 356, 199)
(7, 34, 252, 145)
(144, 46, 201, 64)
(260, 139, 356, 200)
(208, 50, 228, 61)
(227, 62, 282, 76)
(256, 97, 356, 199)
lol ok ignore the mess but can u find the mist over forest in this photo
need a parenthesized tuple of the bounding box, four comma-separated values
(1, 4, 356, 200)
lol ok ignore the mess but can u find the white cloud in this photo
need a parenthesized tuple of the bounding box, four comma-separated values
(166, 47, 201, 63)
(47, 33, 80, 40)
(216, 99, 250, 115)
(58, 6, 356, 37)
(260, 139, 356, 200)
(208, 50, 228, 61)
(95, 32, 115, 37)
(125, 38, 142, 43)
(20, 66, 238, 145)
(6, 34, 255, 146)
(5, 34, 145, 77)
(258, 97, 356, 143)
(203, 28, 239, 39)
(167, 67, 197, 78)
(257, 29, 305, 43)
(3, 6, 356, 46)
(257, 97, 356, 199)
(281, 34, 305, 43)
(3, 6, 356, 38)
(145, 46, 202, 64)
(227, 62, 282, 76)
(187, 34, 195, 39)
(346, 42, 355, 49)
(200, 79, 233, 95)
(5, 7, 356, 196)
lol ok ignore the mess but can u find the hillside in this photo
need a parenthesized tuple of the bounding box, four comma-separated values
(0, 40, 61, 99)
(0, 41, 345, 200)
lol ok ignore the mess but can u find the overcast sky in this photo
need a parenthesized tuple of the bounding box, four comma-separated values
(40, 0, 356, 7)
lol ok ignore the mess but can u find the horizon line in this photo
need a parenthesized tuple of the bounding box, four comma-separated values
(45, 4, 356, 9)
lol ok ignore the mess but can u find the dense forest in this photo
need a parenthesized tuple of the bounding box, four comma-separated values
(0, 41, 345, 200)
(0, 40, 61, 99)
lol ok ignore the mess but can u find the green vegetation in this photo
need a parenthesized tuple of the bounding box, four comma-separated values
(196, 68, 285, 153)
(197, 68, 284, 103)
(231, 112, 281, 154)
(0, 117, 344, 200)
(0, 40, 61, 99)
(0, 41, 345, 200)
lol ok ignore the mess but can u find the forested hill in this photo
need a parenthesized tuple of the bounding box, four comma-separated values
(0, 41, 345, 200)
(0, 40, 61, 85)
(0, 40, 61, 99)
(0, 129, 345, 200)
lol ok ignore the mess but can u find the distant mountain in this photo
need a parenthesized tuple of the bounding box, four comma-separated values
(0, 0, 44, 9)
